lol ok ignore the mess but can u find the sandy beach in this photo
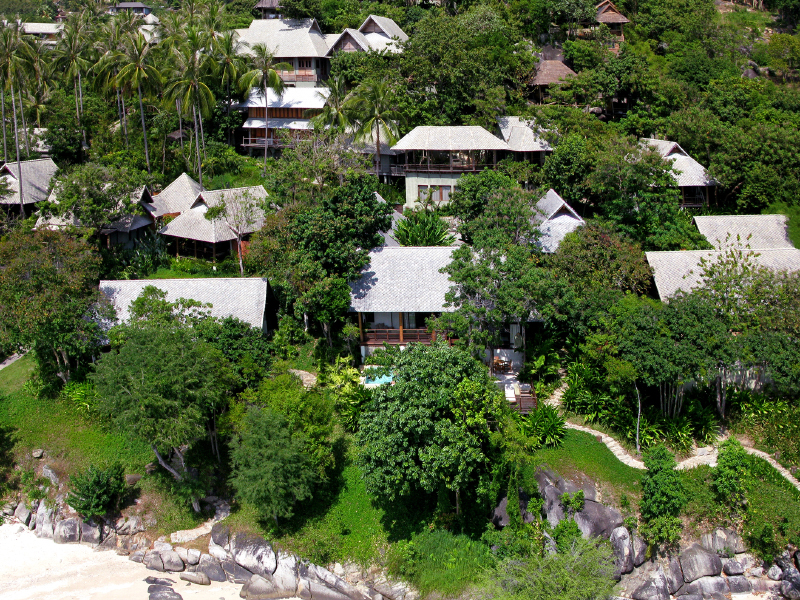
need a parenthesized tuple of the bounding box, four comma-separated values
(0, 523, 243, 600)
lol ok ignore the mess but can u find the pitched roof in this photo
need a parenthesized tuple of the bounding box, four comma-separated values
(392, 126, 509, 152)
(533, 60, 576, 86)
(496, 117, 552, 152)
(234, 18, 330, 57)
(640, 138, 715, 187)
(0, 158, 59, 205)
(533, 189, 585, 253)
(159, 186, 268, 244)
(255, 0, 281, 8)
(361, 15, 408, 41)
(646, 248, 800, 301)
(100, 278, 270, 329)
(328, 28, 371, 53)
(694, 214, 794, 250)
(596, 0, 630, 23)
(146, 173, 203, 217)
(240, 86, 330, 109)
(349, 246, 457, 313)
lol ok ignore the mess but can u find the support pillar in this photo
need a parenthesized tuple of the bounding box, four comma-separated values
(358, 312, 365, 343)
(398, 312, 404, 343)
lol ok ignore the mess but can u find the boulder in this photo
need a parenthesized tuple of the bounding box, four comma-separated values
(632, 534, 647, 567)
(678, 576, 729, 597)
(80, 520, 101, 546)
(491, 496, 511, 528)
(304, 580, 354, 600)
(543, 532, 557, 555)
(118, 516, 145, 535)
(777, 551, 795, 571)
(796, 551, 800, 570)
(34, 502, 55, 539)
(272, 552, 299, 593)
(222, 559, 253, 584)
(145, 551, 165, 572)
(782, 580, 800, 600)
(209, 539, 229, 561)
(611, 527, 634, 577)
(148, 584, 174, 593)
(42, 465, 59, 486)
(768, 565, 783, 580)
(129, 550, 146, 563)
(785, 566, 800, 587)
(574, 500, 623, 539)
(301, 563, 366, 600)
(723, 560, 745, 576)
(534, 466, 559, 495)
(541, 485, 565, 527)
(174, 547, 201, 566)
(160, 550, 185, 572)
(230, 532, 277, 578)
(210, 523, 231, 548)
(727, 575, 751, 594)
(180, 571, 210, 585)
(13, 502, 31, 526)
(32, 449, 44, 459)
(701, 528, 746, 556)
(241, 574, 283, 600)
(197, 554, 226, 582)
(98, 530, 117, 551)
(148, 591, 183, 600)
(679, 544, 722, 583)
(751, 578, 781, 594)
(154, 541, 173, 553)
(555, 476, 597, 502)
(667, 556, 684, 594)
(145, 576, 176, 586)
(53, 518, 81, 544)
(126, 474, 142, 486)
(631, 565, 669, 600)
(750, 567, 764, 578)
(2, 501, 16, 516)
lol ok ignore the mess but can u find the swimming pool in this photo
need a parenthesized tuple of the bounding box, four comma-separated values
(364, 371, 394, 385)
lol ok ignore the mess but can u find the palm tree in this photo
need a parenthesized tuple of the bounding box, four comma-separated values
(347, 80, 404, 178)
(310, 74, 351, 132)
(0, 24, 32, 214)
(202, 0, 226, 50)
(21, 39, 54, 129)
(215, 30, 246, 145)
(54, 23, 92, 143)
(238, 44, 292, 176)
(164, 28, 215, 187)
(115, 32, 162, 175)
(94, 18, 133, 148)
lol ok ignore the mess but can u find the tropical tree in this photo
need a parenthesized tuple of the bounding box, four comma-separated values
(238, 44, 292, 176)
(215, 30, 247, 145)
(165, 28, 215, 186)
(0, 24, 31, 213)
(54, 22, 92, 146)
(347, 80, 404, 178)
(115, 32, 162, 175)
(311, 73, 351, 132)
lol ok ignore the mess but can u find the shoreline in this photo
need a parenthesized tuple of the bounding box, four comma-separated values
(0, 523, 243, 600)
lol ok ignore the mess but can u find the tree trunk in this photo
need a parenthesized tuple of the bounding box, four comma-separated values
(18, 88, 30, 157)
(375, 125, 381, 179)
(138, 83, 151, 175)
(455, 488, 461, 516)
(176, 99, 184, 157)
(262, 82, 269, 176)
(237, 235, 244, 276)
(193, 103, 203, 187)
(634, 381, 642, 454)
(151, 445, 183, 480)
(120, 92, 129, 148)
(198, 105, 206, 160)
(1, 86, 7, 163)
(226, 79, 232, 146)
(78, 71, 87, 146)
(10, 80, 25, 216)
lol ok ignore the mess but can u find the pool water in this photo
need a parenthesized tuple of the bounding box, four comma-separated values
(364, 372, 394, 385)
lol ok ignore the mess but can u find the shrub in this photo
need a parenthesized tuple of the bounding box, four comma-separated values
(60, 381, 99, 416)
(552, 518, 582, 553)
(714, 438, 750, 515)
(387, 528, 491, 597)
(640, 446, 686, 547)
(523, 405, 566, 448)
(392, 210, 456, 247)
(67, 463, 127, 520)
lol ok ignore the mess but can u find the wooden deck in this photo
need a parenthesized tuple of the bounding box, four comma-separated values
(362, 328, 433, 345)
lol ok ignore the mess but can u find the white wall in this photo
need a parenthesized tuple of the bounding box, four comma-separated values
(404, 172, 463, 209)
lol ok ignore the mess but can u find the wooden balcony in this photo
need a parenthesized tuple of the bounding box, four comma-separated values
(513, 383, 537, 415)
(241, 137, 298, 149)
(392, 162, 495, 175)
(277, 72, 319, 83)
(363, 328, 434, 346)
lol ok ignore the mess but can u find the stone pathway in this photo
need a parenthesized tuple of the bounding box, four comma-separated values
(169, 499, 231, 544)
(0, 353, 23, 371)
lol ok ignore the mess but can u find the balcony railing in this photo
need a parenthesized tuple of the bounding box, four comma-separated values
(241, 138, 296, 148)
(277, 72, 318, 83)
(391, 163, 494, 175)
(363, 328, 433, 345)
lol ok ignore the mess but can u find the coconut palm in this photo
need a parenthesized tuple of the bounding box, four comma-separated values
(215, 30, 247, 145)
(310, 74, 351, 132)
(21, 39, 55, 129)
(54, 22, 92, 141)
(238, 44, 292, 176)
(93, 18, 132, 148)
(0, 24, 32, 213)
(202, 0, 226, 50)
(347, 80, 404, 178)
(115, 31, 162, 175)
(164, 28, 215, 187)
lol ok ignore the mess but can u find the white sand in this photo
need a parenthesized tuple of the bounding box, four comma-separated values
(0, 523, 242, 600)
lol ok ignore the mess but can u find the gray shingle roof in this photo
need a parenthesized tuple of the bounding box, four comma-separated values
(641, 138, 715, 187)
(0, 158, 59, 205)
(693, 214, 794, 250)
(146, 173, 203, 217)
(362, 15, 408, 42)
(533, 189, 585, 253)
(646, 248, 800, 301)
(392, 126, 509, 152)
(159, 186, 268, 244)
(100, 278, 269, 329)
(234, 18, 330, 57)
(496, 117, 552, 152)
(349, 246, 457, 313)
(327, 28, 371, 54)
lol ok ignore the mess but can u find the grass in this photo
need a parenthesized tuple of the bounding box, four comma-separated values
(719, 5, 777, 32)
(523, 429, 643, 507)
(0, 354, 204, 535)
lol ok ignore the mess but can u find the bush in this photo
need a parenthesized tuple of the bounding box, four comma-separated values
(392, 210, 456, 247)
(714, 438, 749, 515)
(522, 405, 566, 448)
(640, 446, 686, 547)
(67, 463, 127, 520)
(387, 528, 491, 597)
(552, 518, 582, 553)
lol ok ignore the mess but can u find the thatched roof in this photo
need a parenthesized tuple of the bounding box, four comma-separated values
(533, 60, 576, 86)
(596, 0, 630, 24)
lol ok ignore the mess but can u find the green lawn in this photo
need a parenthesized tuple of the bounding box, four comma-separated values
(523, 429, 643, 507)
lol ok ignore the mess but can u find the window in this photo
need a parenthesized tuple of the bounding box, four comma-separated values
(417, 185, 452, 204)
(299, 59, 312, 69)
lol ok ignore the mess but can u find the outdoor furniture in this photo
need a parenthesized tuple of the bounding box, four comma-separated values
(514, 383, 537, 415)
(493, 357, 511, 374)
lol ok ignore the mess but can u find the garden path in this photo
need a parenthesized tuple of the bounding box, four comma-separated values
(0, 353, 23, 371)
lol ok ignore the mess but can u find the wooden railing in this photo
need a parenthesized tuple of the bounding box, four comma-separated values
(393, 163, 494, 174)
(364, 328, 433, 344)
(514, 385, 537, 415)
(278, 72, 318, 83)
